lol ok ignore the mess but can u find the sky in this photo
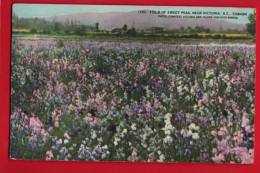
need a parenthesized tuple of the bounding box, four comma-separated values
(12, 4, 255, 24)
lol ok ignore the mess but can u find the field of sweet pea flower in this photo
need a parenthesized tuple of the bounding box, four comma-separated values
(10, 38, 255, 163)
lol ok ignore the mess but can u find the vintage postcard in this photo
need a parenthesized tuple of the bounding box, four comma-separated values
(10, 4, 255, 163)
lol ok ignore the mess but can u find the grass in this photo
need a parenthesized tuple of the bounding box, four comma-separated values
(12, 28, 30, 33)
(12, 33, 255, 45)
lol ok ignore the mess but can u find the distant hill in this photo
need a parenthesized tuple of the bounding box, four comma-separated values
(44, 10, 246, 31)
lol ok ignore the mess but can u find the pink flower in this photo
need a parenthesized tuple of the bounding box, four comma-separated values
(50, 70, 56, 78)
(227, 122, 233, 127)
(153, 98, 160, 109)
(84, 114, 101, 127)
(191, 82, 199, 94)
(169, 81, 175, 92)
(46, 150, 54, 160)
(241, 110, 249, 128)
(38, 73, 46, 81)
(216, 58, 220, 65)
(231, 147, 253, 163)
(217, 127, 228, 136)
(218, 96, 223, 104)
(82, 67, 86, 73)
(198, 100, 202, 107)
(202, 96, 208, 105)
(216, 139, 230, 154)
(33, 89, 43, 102)
(29, 114, 49, 142)
(212, 153, 225, 163)
(233, 130, 244, 145)
(245, 125, 253, 133)
(64, 132, 71, 140)
(29, 115, 42, 132)
(55, 82, 65, 96)
(94, 118, 102, 127)
(211, 131, 218, 137)
(145, 101, 152, 113)
(97, 102, 107, 113)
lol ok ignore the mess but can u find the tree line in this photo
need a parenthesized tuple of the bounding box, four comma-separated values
(12, 12, 256, 36)
(12, 13, 98, 35)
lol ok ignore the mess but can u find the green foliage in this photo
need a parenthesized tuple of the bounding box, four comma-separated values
(74, 25, 86, 35)
(43, 30, 51, 34)
(127, 27, 137, 36)
(123, 24, 128, 31)
(54, 22, 60, 33)
(30, 28, 37, 34)
(12, 15, 96, 35)
(95, 22, 99, 31)
(246, 12, 256, 36)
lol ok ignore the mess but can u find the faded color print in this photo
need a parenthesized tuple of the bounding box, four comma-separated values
(10, 4, 255, 163)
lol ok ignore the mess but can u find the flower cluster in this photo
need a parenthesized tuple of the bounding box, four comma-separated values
(10, 38, 255, 163)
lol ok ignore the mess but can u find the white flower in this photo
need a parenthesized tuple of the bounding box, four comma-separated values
(185, 95, 190, 101)
(102, 145, 108, 150)
(91, 131, 97, 139)
(189, 123, 195, 130)
(158, 154, 165, 162)
(165, 129, 171, 135)
(114, 137, 120, 146)
(189, 123, 200, 131)
(122, 129, 127, 133)
(165, 113, 172, 119)
(183, 85, 189, 92)
(124, 91, 128, 100)
(131, 123, 137, 131)
(193, 104, 198, 111)
(101, 153, 106, 159)
(202, 80, 207, 90)
(181, 129, 185, 135)
(177, 85, 183, 95)
(251, 108, 255, 114)
(57, 139, 62, 145)
(97, 137, 103, 142)
(163, 135, 173, 144)
(206, 69, 214, 78)
(142, 143, 148, 148)
(120, 129, 128, 137)
(187, 130, 193, 137)
(194, 126, 199, 131)
(64, 139, 69, 144)
(192, 132, 200, 140)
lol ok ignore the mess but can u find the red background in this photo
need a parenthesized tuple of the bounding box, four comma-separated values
(0, 0, 259, 173)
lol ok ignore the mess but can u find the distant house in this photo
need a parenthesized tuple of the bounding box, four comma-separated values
(111, 28, 124, 34)
(146, 27, 166, 33)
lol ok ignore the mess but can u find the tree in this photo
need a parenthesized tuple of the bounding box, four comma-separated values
(54, 22, 60, 34)
(127, 28, 136, 35)
(246, 12, 256, 36)
(74, 25, 86, 35)
(30, 28, 37, 34)
(123, 24, 128, 32)
(205, 28, 211, 33)
(179, 27, 185, 33)
(95, 22, 99, 31)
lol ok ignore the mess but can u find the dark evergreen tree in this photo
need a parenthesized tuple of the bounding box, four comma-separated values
(246, 12, 256, 36)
